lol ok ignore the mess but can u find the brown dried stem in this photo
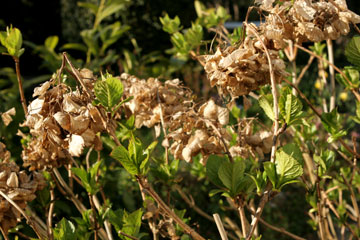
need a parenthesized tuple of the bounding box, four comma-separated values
(13, 57, 28, 116)
(283, 77, 360, 158)
(0, 227, 9, 240)
(295, 44, 360, 103)
(296, 55, 315, 85)
(246, 205, 306, 240)
(118, 231, 139, 240)
(213, 213, 229, 240)
(244, 23, 280, 240)
(175, 186, 240, 239)
(238, 205, 248, 238)
(47, 187, 55, 240)
(327, 39, 336, 111)
(137, 176, 206, 240)
(0, 190, 46, 239)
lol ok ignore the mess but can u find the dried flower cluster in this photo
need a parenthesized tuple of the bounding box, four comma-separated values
(121, 73, 192, 129)
(257, 0, 360, 48)
(201, 25, 288, 99)
(121, 74, 272, 164)
(21, 69, 104, 170)
(0, 142, 46, 233)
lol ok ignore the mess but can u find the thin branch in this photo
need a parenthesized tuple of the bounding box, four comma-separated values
(246, 205, 306, 240)
(13, 57, 28, 116)
(296, 55, 315, 85)
(295, 44, 360, 103)
(327, 39, 336, 111)
(244, 22, 281, 240)
(174, 185, 241, 237)
(238, 205, 248, 238)
(283, 77, 360, 158)
(213, 214, 229, 240)
(0, 226, 9, 240)
(137, 176, 206, 240)
(118, 231, 139, 240)
(47, 188, 55, 240)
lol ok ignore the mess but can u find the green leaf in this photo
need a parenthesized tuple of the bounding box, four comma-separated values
(206, 155, 227, 187)
(0, 27, 24, 57)
(71, 167, 92, 193)
(111, 144, 138, 175)
(121, 209, 143, 239)
(160, 14, 182, 34)
(61, 43, 88, 52)
(275, 146, 303, 189)
(94, 76, 124, 111)
(97, 1, 127, 26)
(53, 218, 77, 240)
(259, 95, 275, 121)
(184, 23, 203, 48)
(209, 189, 224, 197)
(45, 36, 58, 51)
(218, 160, 245, 196)
(321, 109, 347, 142)
(345, 36, 360, 68)
(279, 87, 304, 125)
(77, 2, 98, 15)
(263, 162, 277, 188)
(336, 67, 359, 89)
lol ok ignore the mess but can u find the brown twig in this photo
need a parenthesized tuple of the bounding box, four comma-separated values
(47, 188, 55, 240)
(13, 57, 28, 116)
(295, 44, 360, 103)
(327, 39, 336, 111)
(175, 186, 240, 239)
(283, 77, 360, 158)
(213, 213, 229, 240)
(137, 176, 206, 240)
(244, 22, 281, 240)
(296, 55, 315, 85)
(246, 205, 306, 240)
(0, 226, 9, 240)
(118, 231, 139, 240)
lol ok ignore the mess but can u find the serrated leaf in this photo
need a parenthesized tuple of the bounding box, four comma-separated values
(218, 161, 245, 196)
(275, 148, 303, 188)
(184, 23, 203, 48)
(206, 155, 227, 187)
(345, 36, 360, 68)
(107, 209, 124, 232)
(94, 76, 123, 110)
(121, 209, 142, 239)
(53, 218, 77, 240)
(259, 95, 275, 121)
(111, 144, 138, 175)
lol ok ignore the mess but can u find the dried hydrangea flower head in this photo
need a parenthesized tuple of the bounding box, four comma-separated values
(22, 69, 104, 170)
(0, 143, 46, 233)
(121, 73, 193, 129)
(257, 0, 360, 48)
(201, 25, 287, 99)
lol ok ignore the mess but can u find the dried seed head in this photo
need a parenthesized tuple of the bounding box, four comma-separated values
(22, 69, 109, 170)
(0, 144, 46, 233)
(257, 0, 360, 48)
